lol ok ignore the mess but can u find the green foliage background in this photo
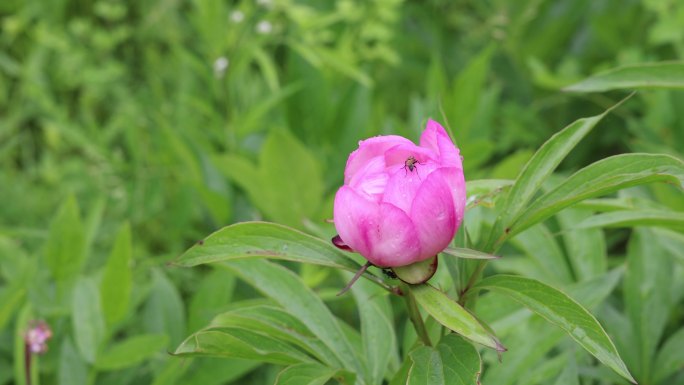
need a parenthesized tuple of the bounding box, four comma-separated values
(1, 0, 683, 384)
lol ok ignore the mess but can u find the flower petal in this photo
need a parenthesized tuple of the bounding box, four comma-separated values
(348, 156, 389, 202)
(366, 202, 421, 267)
(382, 160, 438, 214)
(345, 135, 413, 183)
(333, 186, 378, 258)
(420, 119, 462, 168)
(410, 168, 458, 260)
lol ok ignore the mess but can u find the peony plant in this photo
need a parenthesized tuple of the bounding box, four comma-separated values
(172, 103, 684, 384)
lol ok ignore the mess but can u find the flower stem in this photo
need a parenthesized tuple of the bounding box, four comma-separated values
(458, 260, 488, 307)
(401, 283, 432, 347)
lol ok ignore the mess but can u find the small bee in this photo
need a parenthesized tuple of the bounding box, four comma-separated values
(403, 155, 421, 176)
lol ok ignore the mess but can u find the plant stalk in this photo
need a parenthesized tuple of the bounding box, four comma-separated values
(401, 283, 432, 347)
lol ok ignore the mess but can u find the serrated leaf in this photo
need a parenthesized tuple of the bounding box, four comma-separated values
(508, 153, 684, 239)
(574, 209, 684, 231)
(96, 334, 168, 370)
(564, 62, 684, 92)
(410, 284, 503, 351)
(474, 275, 635, 383)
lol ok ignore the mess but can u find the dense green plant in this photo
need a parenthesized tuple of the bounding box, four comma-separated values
(1, 0, 684, 384)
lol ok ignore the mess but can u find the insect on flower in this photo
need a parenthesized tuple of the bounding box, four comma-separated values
(403, 155, 421, 176)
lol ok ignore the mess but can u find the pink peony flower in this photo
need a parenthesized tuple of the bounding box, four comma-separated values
(333, 119, 466, 268)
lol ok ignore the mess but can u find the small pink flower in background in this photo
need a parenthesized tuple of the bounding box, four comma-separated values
(25, 320, 52, 354)
(333, 119, 466, 267)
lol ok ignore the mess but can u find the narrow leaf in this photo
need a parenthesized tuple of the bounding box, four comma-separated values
(654, 327, 684, 383)
(72, 277, 105, 363)
(509, 153, 684, 239)
(474, 275, 636, 383)
(274, 363, 344, 385)
(100, 222, 133, 326)
(564, 62, 684, 92)
(174, 327, 314, 365)
(485, 96, 630, 250)
(45, 196, 86, 283)
(410, 284, 504, 351)
(172, 222, 386, 289)
(574, 209, 684, 231)
(220, 259, 362, 374)
(441, 247, 499, 260)
(96, 334, 168, 371)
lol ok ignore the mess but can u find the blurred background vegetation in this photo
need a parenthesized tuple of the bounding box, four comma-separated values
(1, 0, 683, 384)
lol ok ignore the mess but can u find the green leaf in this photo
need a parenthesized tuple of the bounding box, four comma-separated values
(100, 222, 133, 326)
(172, 221, 386, 288)
(410, 284, 504, 351)
(44, 196, 86, 283)
(406, 334, 481, 385)
(654, 327, 684, 383)
(564, 62, 684, 92)
(179, 358, 260, 385)
(72, 277, 105, 363)
(58, 337, 87, 385)
(509, 224, 573, 284)
(220, 259, 363, 374)
(274, 363, 347, 385)
(553, 355, 579, 385)
(259, 129, 324, 227)
(436, 334, 482, 385)
(485, 96, 629, 250)
(474, 275, 636, 383)
(188, 268, 236, 333)
(509, 153, 684, 239)
(349, 273, 398, 385)
(143, 269, 186, 347)
(574, 209, 684, 231)
(441, 247, 500, 260)
(556, 209, 607, 281)
(95, 334, 168, 371)
(208, 304, 340, 367)
(174, 327, 314, 365)
(624, 229, 673, 382)
(465, 179, 513, 208)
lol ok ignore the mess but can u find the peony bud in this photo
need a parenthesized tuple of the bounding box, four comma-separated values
(333, 120, 466, 268)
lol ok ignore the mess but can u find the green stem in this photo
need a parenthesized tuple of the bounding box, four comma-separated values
(401, 283, 432, 347)
(458, 260, 489, 307)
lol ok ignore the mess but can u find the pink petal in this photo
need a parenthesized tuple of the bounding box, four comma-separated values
(345, 135, 413, 183)
(382, 143, 437, 169)
(382, 160, 438, 214)
(419, 119, 462, 168)
(410, 168, 458, 260)
(333, 186, 378, 258)
(440, 167, 466, 227)
(366, 202, 421, 267)
(348, 156, 389, 202)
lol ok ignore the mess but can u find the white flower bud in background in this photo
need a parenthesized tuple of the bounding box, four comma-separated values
(213, 57, 229, 78)
(230, 11, 244, 23)
(256, 0, 272, 8)
(256, 20, 272, 35)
